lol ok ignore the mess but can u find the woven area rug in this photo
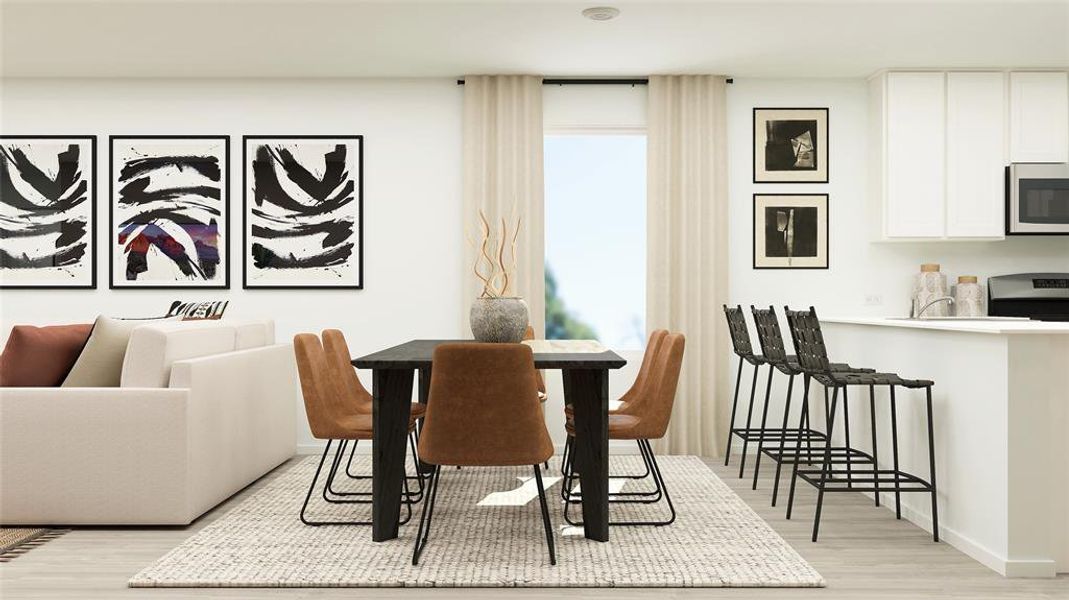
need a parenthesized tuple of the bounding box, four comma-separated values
(0, 528, 68, 562)
(129, 455, 823, 588)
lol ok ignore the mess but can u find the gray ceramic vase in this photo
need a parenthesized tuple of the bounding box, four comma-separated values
(470, 297, 529, 343)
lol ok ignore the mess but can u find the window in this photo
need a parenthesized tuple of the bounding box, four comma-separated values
(544, 134, 646, 349)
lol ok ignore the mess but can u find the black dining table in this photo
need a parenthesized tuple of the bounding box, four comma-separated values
(352, 339, 627, 542)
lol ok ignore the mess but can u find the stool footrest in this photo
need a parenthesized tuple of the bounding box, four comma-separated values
(795, 467, 934, 492)
(762, 445, 873, 464)
(731, 427, 827, 442)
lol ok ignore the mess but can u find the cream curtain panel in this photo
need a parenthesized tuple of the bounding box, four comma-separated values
(461, 75, 545, 334)
(647, 75, 730, 456)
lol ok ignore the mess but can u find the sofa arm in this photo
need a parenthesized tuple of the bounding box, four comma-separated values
(0, 387, 191, 525)
(170, 343, 297, 517)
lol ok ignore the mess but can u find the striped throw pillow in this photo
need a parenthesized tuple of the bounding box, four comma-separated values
(166, 300, 229, 321)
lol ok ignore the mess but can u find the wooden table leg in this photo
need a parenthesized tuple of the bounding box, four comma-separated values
(372, 367, 414, 542)
(564, 368, 610, 541)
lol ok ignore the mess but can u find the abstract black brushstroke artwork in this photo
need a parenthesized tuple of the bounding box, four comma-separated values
(110, 136, 229, 289)
(1, 136, 96, 289)
(243, 136, 363, 289)
(753, 108, 829, 183)
(753, 194, 828, 269)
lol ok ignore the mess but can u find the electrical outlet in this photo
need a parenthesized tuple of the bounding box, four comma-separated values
(864, 294, 884, 307)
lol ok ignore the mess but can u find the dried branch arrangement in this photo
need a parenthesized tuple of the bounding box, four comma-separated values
(469, 209, 521, 298)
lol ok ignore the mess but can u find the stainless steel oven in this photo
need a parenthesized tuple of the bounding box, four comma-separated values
(1007, 163, 1069, 235)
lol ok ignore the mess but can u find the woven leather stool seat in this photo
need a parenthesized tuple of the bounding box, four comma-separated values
(819, 371, 934, 389)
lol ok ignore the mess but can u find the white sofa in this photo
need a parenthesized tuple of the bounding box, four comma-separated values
(0, 319, 297, 525)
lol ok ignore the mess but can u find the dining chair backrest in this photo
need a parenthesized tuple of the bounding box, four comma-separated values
(635, 332, 686, 439)
(418, 342, 553, 467)
(750, 306, 790, 364)
(294, 333, 349, 440)
(620, 327, 667, 406)
(783, 307, 832, 375)
(322, 329, 372, 414)
(522, 325, 547, 396)
(723, 305, 756, 358)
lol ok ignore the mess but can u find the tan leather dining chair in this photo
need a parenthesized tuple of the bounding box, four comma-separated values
(322, 329, 426, 489)
(522, 325, 552, 471)
(562, 332, 685, 527)
(411, 342, 556, 566)
(561, 329, 668, 482)
(294, 333, 421, 526)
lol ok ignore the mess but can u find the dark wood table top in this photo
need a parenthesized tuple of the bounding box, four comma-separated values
(352, 339, 627, 370)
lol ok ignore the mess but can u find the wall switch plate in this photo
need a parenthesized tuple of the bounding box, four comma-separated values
(864, 294, 884, 306)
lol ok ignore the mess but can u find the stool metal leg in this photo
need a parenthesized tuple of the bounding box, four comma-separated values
(869, 384, 880, 507)
(771, 374, 796, 506)
(926, 387, 940, 542)
(842, 386, 853, 489)
(889, 385, 902, 520)
(739, 363, 762, 478)
(812, 385, 840, 542)
(752, 365, 775, 489)
(724, 359, 745, 465)
(785, 375, 811, 520)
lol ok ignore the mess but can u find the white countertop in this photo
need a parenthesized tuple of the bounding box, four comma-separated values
(822, 316, 1069, 334)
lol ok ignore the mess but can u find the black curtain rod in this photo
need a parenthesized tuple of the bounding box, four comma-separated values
(456, 77, 733, 86)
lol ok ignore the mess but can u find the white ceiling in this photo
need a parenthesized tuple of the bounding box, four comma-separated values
(1, 0, 1067, 79)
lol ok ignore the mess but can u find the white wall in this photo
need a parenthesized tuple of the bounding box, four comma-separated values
(0, 78, 467, 450)
(724, 78, 1069, 455)
(4, 76, 1066, 454)
(0, 78, 652, 453)
(728, 77, 1069, 318)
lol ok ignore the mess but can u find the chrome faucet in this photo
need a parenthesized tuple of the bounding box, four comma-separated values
(911, 296, 955, 319)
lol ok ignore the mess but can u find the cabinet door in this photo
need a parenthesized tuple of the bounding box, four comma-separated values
(1009, 72, 1069, 163)
(946, 72, 1007, 238)
(885, 72, 946, 238)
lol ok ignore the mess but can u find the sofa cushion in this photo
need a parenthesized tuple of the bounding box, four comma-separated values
(62, 317, 147, 387)
(119, 320, 275, 388)
(234, 319, 275, 350)
(0, 324, 93, 387)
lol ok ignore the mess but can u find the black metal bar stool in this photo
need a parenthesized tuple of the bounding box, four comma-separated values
(782, 306, 939, 543)
(748, 305, 874, 505)
(722, 305, 772, 477)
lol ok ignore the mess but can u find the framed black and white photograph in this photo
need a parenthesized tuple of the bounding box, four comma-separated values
(753, 194, 828, 269)
(753, 108, 828, 183)
(1, 136, 97, 289)
(243, 136, 363, 289)
(109, 136, 229, 289)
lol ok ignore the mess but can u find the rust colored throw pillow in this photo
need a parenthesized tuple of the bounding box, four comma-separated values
(0, 324, 93, 387)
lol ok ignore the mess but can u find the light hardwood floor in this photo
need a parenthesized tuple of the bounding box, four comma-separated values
(2, 456, 1065, 599)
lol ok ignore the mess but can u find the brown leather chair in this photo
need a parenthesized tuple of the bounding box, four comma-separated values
(560, 329, 668, 481)
(411, 342, 556, 566)
(294, 333, 420, 526)
(562, 332, 685, 527)
(322, 329, 426, 486)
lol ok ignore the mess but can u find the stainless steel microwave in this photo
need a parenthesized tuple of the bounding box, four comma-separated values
(1007, 163, 1069, 235)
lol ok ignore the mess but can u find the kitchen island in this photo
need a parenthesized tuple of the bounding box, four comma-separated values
(820, 317, 1069, 577)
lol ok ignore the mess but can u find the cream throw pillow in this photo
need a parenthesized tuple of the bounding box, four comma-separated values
(62, 316, 149, 387)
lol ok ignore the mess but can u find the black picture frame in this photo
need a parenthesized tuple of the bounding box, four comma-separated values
(108, 135, 230, 290)
(0, 135, 98, 290)
(753, 108, 829, 184)
(242, 135, 364, 290)
(753, 193, 829, 270)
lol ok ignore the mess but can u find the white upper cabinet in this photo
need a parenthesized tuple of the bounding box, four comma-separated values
(946, 72, 1007, 238)
(871, 69, 1068, 241)
(883, 72, 946, 238)
(1009, 72, 1069, 163)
